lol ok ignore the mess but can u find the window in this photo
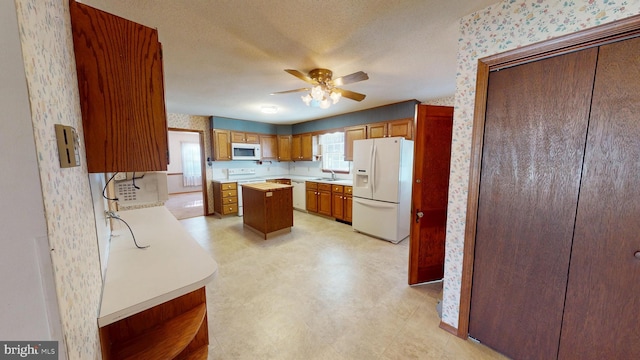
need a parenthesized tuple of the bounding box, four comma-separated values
(181, 141, 202, 186)
(319, 132, 350, 173)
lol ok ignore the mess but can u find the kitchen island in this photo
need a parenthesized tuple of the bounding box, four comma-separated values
(242, 182, 293, 239)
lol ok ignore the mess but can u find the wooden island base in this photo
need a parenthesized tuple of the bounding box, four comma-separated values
(241, 182, 293, 240)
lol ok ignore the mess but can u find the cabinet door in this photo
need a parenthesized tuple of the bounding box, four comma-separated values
(344, 195, 352, 222)
(277, 135, 292, 161)
(291, 135, 302, 160)
(231, 131, 246, 143)
(245, 133, 260, 144)
(368, 122, 387, 138)
(332, 191, 344, 220)
(260, 135, 278, 160)
(212, 129, 231, 161)
(469, 48, 598, 360)
(70, 1, 168, 172)
(318, 191, 332, 216)
(300, 133, 313, 160)
(387, 118, 413, 140)
(306, 189, 318, 212)
(558, 36, 640, 360)
(344, 125, 367, 161)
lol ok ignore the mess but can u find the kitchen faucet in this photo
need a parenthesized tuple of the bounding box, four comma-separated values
(330, 170, 336, 180)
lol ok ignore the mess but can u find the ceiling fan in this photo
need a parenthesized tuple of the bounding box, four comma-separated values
(271, 68, 369, 108)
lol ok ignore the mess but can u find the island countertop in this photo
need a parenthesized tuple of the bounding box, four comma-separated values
(98, 206, 218, 327)
(241, 182, 293, 191)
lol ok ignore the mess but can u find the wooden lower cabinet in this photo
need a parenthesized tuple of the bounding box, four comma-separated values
(212, 181, 238, 216)
(99, 287, 209, 360)
(305, 182, 331, 216)
(241, 183, 293, 239)
(331, 185, 352, 223)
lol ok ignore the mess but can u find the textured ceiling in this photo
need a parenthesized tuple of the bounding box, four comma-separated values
(79, 0, 497, 124)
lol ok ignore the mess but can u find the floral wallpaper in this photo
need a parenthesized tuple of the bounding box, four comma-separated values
(15, 0, 103, 358)
(167, 113, 214, 214)
(442, 0, 640, 328)
(424, 95, 455, 106)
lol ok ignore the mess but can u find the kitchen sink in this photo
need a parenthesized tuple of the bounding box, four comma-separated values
(314, 177, 339, 182)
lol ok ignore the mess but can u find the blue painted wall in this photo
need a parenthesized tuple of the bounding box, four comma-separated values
(210, 100, 419, 135)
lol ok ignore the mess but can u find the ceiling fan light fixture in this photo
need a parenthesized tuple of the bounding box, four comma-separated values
(319, 99, 331, 109)
(301, 94, 312, 106)
(330, 91, 341, 104)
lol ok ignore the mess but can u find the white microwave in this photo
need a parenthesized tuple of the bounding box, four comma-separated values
(231, 143, 261, 160)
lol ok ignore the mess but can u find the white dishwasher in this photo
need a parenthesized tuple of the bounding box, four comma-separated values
(291, 180, 306, 211)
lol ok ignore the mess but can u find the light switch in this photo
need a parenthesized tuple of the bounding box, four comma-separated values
(55, 124, 80, 168)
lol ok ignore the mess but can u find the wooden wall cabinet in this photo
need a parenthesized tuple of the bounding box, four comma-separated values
(277, 135, 292, 161)
(212, 181, 238, 216)
(70, 1, 168, 173)
(368, 118, 414, 140)
(260, 135, 278, 160)
(344, 125, 367, 161)
(291, 133, 313, 161)
(212, 129, 232, 161)
(231, 131, 259, 144)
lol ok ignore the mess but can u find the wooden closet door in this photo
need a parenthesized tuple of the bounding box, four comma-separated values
(558, 36, 640, 359)
(469, 48, 598, 359)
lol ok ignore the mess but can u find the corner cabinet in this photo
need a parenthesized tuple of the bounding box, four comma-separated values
(70, 1, 168, 173)
(277, 135, 292, 161)
(260, 135, 278, 160)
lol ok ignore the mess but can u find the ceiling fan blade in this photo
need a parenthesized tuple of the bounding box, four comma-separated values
(270, 88, 310, 95)
(331, 71, 369, 87)
(333, 88, 366, 102)
(285, 69, 318, 85)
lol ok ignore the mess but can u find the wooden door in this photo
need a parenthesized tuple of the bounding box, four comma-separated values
(306, 189, 318, 213)
(318, 190, 332, 217)
(332, 192, 344, 220)
(408, 105, 453, 284)
(231, 131, 246, 143)
(291, 135, 302, 160)
(468, 49, 598, 359)
(558, 37, 640, 359)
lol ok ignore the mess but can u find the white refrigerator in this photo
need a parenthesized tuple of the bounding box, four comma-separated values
(352, 137, 414, 243)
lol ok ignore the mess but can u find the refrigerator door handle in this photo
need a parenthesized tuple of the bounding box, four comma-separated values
(371, 143, 377, 193)
(353, 197, 396, 209)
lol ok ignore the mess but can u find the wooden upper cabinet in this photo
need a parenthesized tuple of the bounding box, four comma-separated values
(344, 125, 367, 161)
(260, 135, 278, 160)
(70, 1, 168, 173)
(212, 129, 231, 161)
(291, 133, 313, 161)
(388, 118, 413, 139)
(231, 131, 259, 144)
(368, 118, 414, 140)
(368, 122, 387, 139)
(277, 135, 292, 161)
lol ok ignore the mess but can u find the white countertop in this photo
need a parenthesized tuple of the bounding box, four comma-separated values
(98, 206, 218, 327)
(213, 175, 353, 186)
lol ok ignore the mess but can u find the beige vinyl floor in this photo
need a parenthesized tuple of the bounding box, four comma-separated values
(165, 192, 204, 220)
(179, 210, 507, 360)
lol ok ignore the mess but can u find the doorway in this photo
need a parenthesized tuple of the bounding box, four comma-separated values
(165, 129, 207, 220)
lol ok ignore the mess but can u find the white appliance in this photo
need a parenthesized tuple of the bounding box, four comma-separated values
(352, 137, 414, 243)
(228, 168, 265, 216)
(231, 143, 261, 160)
(291, 179, 306, 210)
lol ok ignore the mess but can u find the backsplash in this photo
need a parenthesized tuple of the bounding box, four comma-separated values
(442, 0, 640, 329)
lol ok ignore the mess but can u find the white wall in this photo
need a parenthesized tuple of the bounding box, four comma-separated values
(0, 0, 64, 349)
